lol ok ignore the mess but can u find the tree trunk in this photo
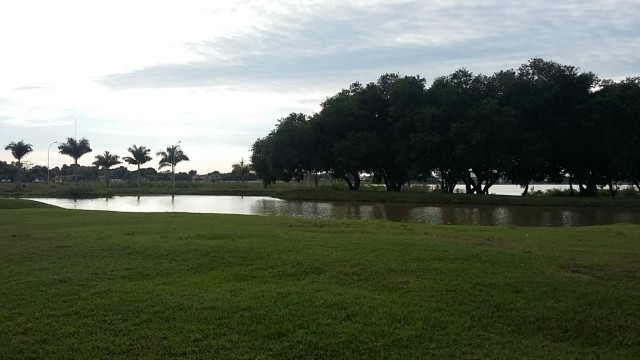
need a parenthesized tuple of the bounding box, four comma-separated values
(607, 180, 617, 198)
(568, 177, 575, 197)
(380, 169, 402, 192)
(521, 182, 530, 196)
(341, 174, 355, 190)
(463, 178, 473, 194)
(74, 159, 78, 185)
(352, 172, 361, 190)
(16, 160, 22, 184)
(440, 170, 457, 193)
(580, 181, 598, 197)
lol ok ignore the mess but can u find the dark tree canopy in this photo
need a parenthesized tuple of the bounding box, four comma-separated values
(250, 58, 638, 196)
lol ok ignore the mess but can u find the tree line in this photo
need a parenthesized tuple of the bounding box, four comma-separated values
(3, 138, 204, 186)
(250, 58, 640, 197)
(2, 138, 255, 186)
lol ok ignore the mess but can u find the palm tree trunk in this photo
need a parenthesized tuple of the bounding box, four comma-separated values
(74, 159, 78, 185)
(137, 164, 141, 186)
(172, 163, 176, 189)
(17, 160, 22, 184)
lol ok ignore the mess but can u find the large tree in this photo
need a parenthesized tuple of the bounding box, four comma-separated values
(311, 75, 424, 192)
(415, 69, 486, 193)
(250, 136, 277, 187)
(123, 145, 152, 186)
(58, 138, 92, 184)
(251, 113, 310, 186)
(157, 144, 189, 188)
(4, 140, 33, 183)
(92, 151, 121, 188)
(583, 77, 640, 196)
(310, 85, 366, 190)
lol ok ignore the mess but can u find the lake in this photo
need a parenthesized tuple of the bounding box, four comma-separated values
(27, 195, 640, 227)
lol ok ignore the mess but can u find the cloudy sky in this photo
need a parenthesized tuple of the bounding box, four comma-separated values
(1, 0, 638, 173)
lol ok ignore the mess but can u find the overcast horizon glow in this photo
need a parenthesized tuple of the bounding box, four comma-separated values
(1, 0, 639, 174)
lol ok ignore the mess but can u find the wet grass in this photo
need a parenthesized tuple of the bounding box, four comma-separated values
(1, 201, 639, 358)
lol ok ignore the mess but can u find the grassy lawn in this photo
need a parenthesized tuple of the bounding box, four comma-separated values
(1, 200, 639, 358)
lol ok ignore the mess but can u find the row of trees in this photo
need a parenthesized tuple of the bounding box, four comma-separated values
(251, 59, 640, 197)
(3, 138, 190, 187)
(3, 139, 256, 185)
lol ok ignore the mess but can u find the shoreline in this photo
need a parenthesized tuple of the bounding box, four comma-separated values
(1, 182, 639, 208)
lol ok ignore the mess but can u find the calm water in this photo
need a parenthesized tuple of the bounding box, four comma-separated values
(27, 195, 640, 227)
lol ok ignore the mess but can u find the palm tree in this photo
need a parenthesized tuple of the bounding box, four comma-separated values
(123, 145, 152, 186)
(4, 140, 33, 183)
(58, 137, 92, 184)
(231, 158, 251, 188)
(157, 144, 189, 188)
(93, 151, 121, 188)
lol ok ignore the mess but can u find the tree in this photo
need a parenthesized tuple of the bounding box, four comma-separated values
(451, 97, 517, 194)
(310, 87, 365, 190)
(250, 113, 310, 187)
(92, 151, 122, 188)
(415, 69, 484, 193)
(512, 58, 598, 196)
(157, 144, 189, 188)
(583, 77, 640, 196)
(231, 159, 251, 188)
(4, 140, 33, 183)
(58, 138, 92, 184)
(250, 136, 277, 187)
(311, 76, 422, 192)
(123, 145, 152, 186)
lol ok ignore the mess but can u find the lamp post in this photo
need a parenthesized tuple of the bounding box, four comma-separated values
(173, 141, 181, 189)
(47, 141, 58, 187)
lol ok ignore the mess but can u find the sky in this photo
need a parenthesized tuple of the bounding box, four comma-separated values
(1, 0, 639, 174)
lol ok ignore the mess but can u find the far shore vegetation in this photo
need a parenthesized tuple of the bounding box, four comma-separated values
(1, 200, 639, 358)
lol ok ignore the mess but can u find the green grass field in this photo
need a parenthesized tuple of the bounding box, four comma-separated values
(1, 199, 639, 358)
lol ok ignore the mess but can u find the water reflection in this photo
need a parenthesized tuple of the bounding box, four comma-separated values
(26, 195, 640, 227)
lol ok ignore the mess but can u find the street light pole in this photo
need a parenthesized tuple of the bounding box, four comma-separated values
(173, 141, 181, 189)
(47, 141, 58, 187)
